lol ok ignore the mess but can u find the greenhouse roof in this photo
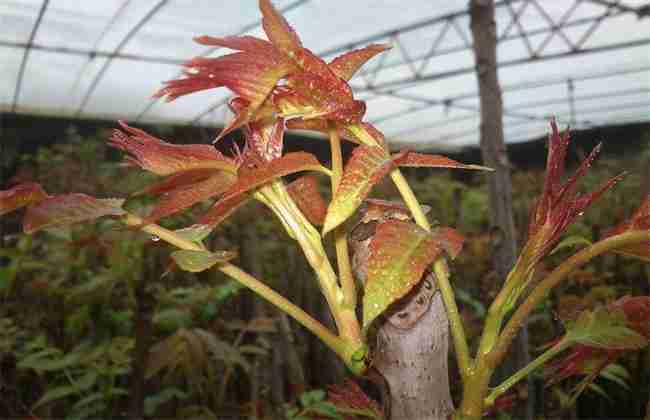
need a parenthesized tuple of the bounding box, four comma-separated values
(1, 0, 649, 150)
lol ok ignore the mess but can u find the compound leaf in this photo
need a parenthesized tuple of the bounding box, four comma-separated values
(23, 194, 125, 234)
(171, 250, 237, 273)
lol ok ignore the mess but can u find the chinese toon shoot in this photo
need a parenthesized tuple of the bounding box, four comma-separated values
(2, 1, 650, 418)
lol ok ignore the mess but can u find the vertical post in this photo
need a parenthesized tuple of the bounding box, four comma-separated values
(469, 1, 533, 418)
(130, 249, 155, 420)
(568, 78, 576, 127)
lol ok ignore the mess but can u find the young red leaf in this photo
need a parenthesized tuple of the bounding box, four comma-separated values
(144, 173, 237, 223)
(226, 151, 326, 200)
(362, 220, 452, 331)
(23, 194, 125, 234)
(322, 146, 396, 236)
(395, 151, 493, 172)
(109, 122, 236, 175)
(197, 152, 324, 227)
(433, 227, 465, 260)
(230, 98, 285, 162)
(171, 249, 237, 273)
(286, 120, 386, 149)
(329, 44, 391, 81)
(194, 35, 279, 53)
(272, 86, 327, 120)
(327, 379, 383, 419)
(198, 193, 251, 228)
(259, 0, 303, 56)
(525, 121, 625, 263)
(499, 122, 626, 315)
(604, 194, 650, 261)
(156, 1, 373, 142)
(286, 71, 364, 124)
(286, 118, 362, 145)
(609, 295, 650, 340)
(484, 393, 518, 416)
(257, 0, 363, 126)
(133, 168, 219, 197)
(0, 183, 49, 216)
(547, 345, 614, 385)
(153, 40, 294, 140)
(286, 175, 327, 226)
(345, 122, 388, 148)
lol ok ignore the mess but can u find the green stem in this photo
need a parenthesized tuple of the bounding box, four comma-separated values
(256, 181, 362, 343)
(489, 229, 650, 367)
(389, 167, 472, 381)
(328, 124, 357, 308)
(433, 257, 472, 381)
(485, 338, 570, 408)
(121, 213, 351, 362)
(475, 262, 527, 364)
(219, 264, 349, 359)
(389, 168, 430, 230)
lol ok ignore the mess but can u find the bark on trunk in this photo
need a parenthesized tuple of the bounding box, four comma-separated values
(469, 1, 533, 417)
(373, 278, 453, 419)
(349, 206, 453, 419)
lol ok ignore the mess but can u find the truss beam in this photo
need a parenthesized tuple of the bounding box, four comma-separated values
(11, 0, 49, 112)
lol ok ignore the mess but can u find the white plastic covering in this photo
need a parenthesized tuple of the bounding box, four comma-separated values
(1, 0, 649, 149)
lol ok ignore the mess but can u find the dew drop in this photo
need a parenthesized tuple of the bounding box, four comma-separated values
(577, 211, 585, 217)
(151, 235, 161, 242)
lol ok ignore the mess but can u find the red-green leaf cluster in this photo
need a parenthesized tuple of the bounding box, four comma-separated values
(111, 120, 329, 227)
(362, 220, 464, 330)
(327, 379, 384, 420)
(196, 152, 327, 228)
(133, 0, 490, 237)
(0, 183, 125, 234)
(152, 0, 390, 146)
(396, 151, 493, 171)
(548, 296, 650, 385)
(109, 122, 239, 224)
(0, 182, 48, 216)
(109, 121, 235, 176)
(525, 121, 624, 264)
(604, 194, 650, 261)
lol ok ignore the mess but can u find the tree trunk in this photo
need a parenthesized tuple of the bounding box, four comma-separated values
(469, 1, 533, 418)
(349, 209, 453, 419)
(373, 275, 453, 419)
